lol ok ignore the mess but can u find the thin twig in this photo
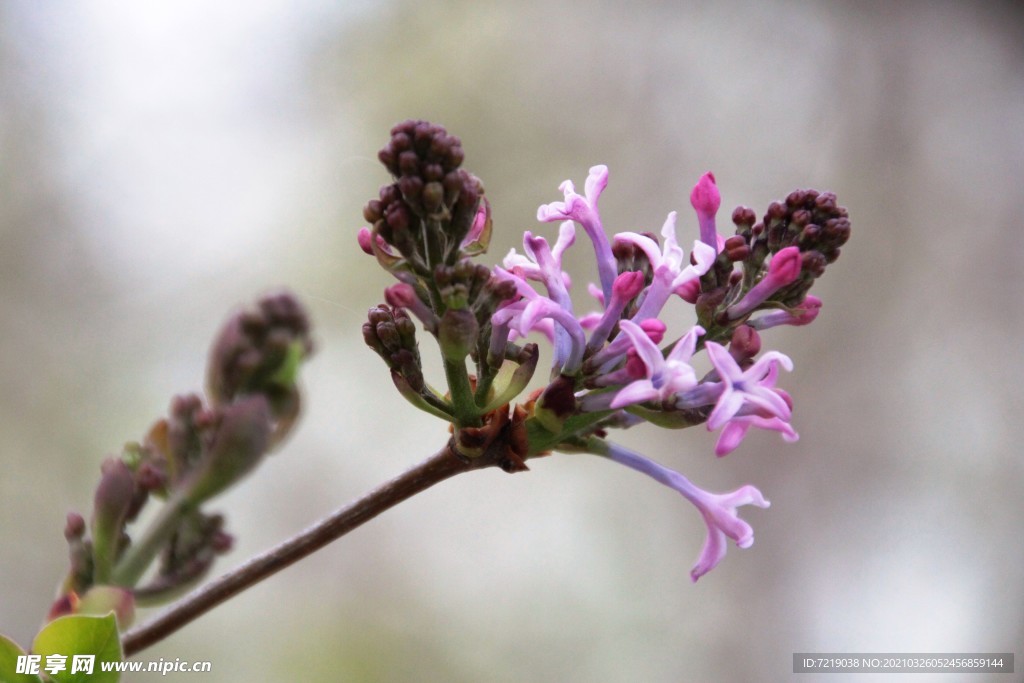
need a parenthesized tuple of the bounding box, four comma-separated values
(121, 441, 498, 656)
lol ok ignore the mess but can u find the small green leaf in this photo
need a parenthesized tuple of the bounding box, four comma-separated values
(32, 614, 121, 683)
(267, 340, 307, 388)
(624, 404, 705, 429)
(390, 371, 454, 421)
(526, 409, 613, 454)
(0, 634, 43, 683)
(480, 346, 539, 413)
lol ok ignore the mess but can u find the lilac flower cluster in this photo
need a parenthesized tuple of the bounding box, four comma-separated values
(496, 165, 847, 579)
(361, 121, 849, 581)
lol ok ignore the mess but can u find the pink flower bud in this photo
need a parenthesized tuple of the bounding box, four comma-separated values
(748, 295, 822, 330)
(690, 172, 721, 250)
(612, 270, 645, 301)
(384, 283, 417, 308)
(729, 325, 761, 361)
(765, 246, 802, 288)
(639, 318, 666, 344)
(689, 172, 721, 217)
(357, 227, 374, 254)
(675, 278, 701, 304)
(624, 349, 647, 379)
(790, 296, 822, 326)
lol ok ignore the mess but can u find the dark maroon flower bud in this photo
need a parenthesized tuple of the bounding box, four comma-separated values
(211, 530, 234, 554)
(801, 250, 828, 278)
(729, 325, 762, 361)
(375, 320, 402, 352)
(456, 172, 481, 209)
(90, 457, 137, 582)
(65, 512, 87, 540)
(363, 199, 383, 223)
(423, 181, 445, 213)
(815, 191, 837, 212)
(398, 175, 424, 201)
(379, 183, 400, 205)
(791, 209, 811, 227)
(93, 459, 135, 535)
(390, 131, 410, 151)
(398, 150, 419, 176)
(377, 146, 395, 171)
(207, 291, 313, 417)
(732, 206, 757, 231)
(766, 201, 787, 222)
(424, 163, 444, 182)
(184, 395, 273, 506)
(447, 144, 464, 168)
(723, 235, 749, 262)
(364, 305, 422, 381)
(385, 201, 411, 232)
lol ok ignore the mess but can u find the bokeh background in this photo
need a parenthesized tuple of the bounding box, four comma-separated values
(2, 1, 1022, 681)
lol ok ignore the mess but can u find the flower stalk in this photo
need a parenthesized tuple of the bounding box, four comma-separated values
(121, 440, 508, 656)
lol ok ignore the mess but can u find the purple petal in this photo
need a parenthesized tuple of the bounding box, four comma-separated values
(617, 320, 663, 376)
(610, 380, 661, 408)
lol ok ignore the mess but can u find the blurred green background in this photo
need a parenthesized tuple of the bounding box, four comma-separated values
(2, 1, 1022, 681)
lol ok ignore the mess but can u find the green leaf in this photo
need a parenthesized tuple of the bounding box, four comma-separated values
(624, 404, 705, 429)
(525, 409, 613, 454)
(390, 371, 454, 421)
(31, 615, 121, 683)
(479, 345, 539, 413)
(0, 634, 43, 683)
(267, 340, 307, 388)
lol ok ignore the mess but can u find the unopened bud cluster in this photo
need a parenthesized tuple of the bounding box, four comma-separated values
(363, 119, 485, 271)
(359, 120, 525, 455)
(51, 291, 314, 624)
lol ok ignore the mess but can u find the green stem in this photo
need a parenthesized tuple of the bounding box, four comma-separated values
(473, 366, 495, 406)
(443, 357, 480, 427)
(111, 490, 191, 587)
(525, 409, 614, 455)
(91, 523, 119, 585)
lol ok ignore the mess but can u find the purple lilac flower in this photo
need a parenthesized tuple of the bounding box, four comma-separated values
(492, 268, 587, 373)
(502, 222, 576, 299)
(608, 320, 703, 409)
(704, 341, 794, 430)
(713, 415, 799, 457)
(537, 165, 618, 303)
(597, 441, 770, 581)
(584, 317, 667, 373)
(613, 212, 716, 322)
(503, 225, 578, 366)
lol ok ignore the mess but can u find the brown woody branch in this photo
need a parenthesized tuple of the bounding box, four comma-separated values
(122, 440, 503, 656)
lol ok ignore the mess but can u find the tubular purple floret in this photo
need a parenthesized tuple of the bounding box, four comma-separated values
(537, 165, 618, 303)
(593, 439, 769, 582)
